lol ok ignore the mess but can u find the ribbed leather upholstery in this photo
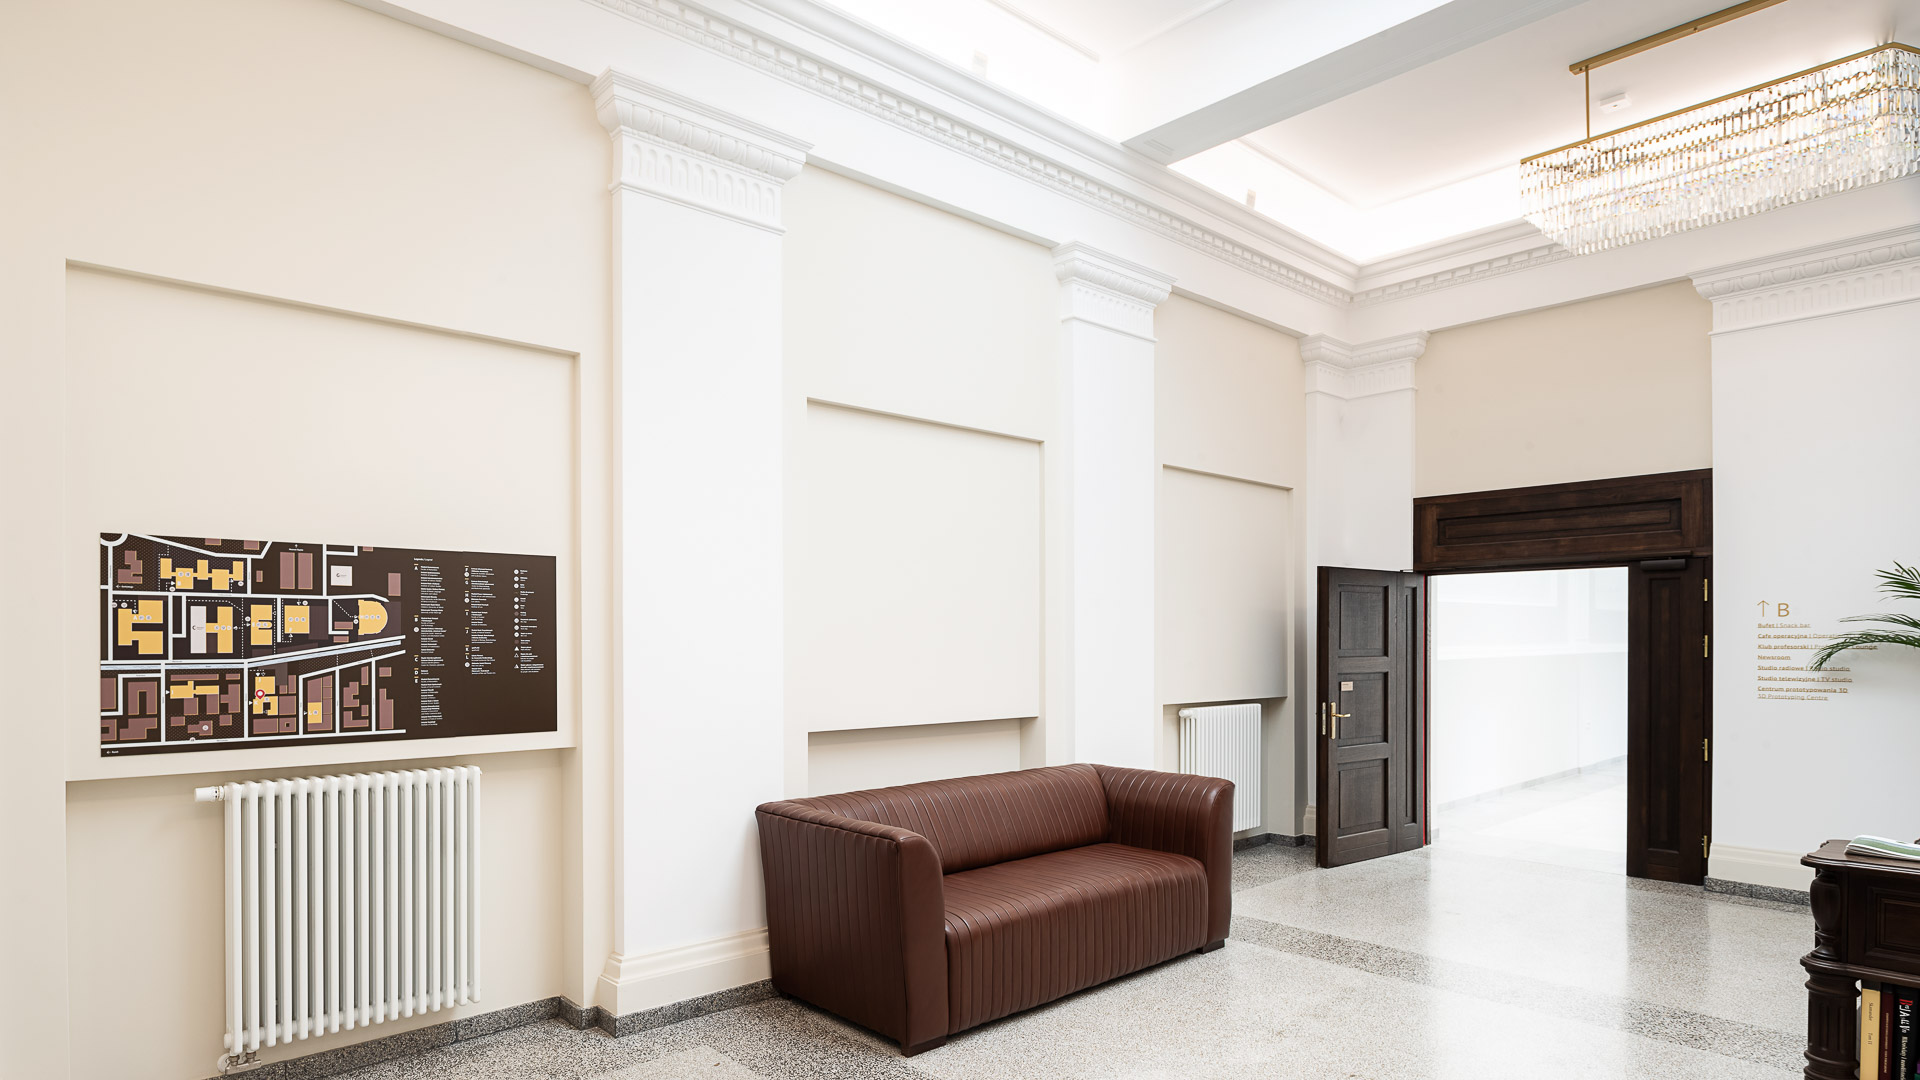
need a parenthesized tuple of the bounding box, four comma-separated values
(1096, 765, 1236, 946)
(757, 764, 1233, 1054)
(943, 843, 1207, 1032)
(787, 763, 1110, 873)
(754, 803, 949, 1052)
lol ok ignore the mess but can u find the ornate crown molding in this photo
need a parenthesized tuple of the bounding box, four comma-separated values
(582, 0, 1351, 303)
(590, 70, 811, 233)
(1299, 332, 1428, 399)
(1053, 242, 1175, 342)
(1351, 242, 1570, 307)
(1690, 226, 1920, 334)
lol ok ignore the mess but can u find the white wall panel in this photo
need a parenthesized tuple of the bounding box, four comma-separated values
(784, 168, 1056, 441)
(1154, 294, 1302, 487)
(62, 270, 579, 780)
(806, 719, 1024, 796)
(1712, 301, 1920, 865)
(1157, 468, 1292, 706)
(790, 403, 1042, 732)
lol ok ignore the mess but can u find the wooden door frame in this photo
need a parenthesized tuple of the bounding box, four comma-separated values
(1412, 469, 1712, 884)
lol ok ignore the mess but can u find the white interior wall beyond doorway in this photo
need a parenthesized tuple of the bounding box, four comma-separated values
(1430, 568, 1628, 871)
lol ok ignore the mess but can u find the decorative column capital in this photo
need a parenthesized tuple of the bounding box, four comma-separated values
(1052, 242, 1175, 341)
(1300, 331, 1428, 399)
(590, 69, 811, 233)
(1690, 225, 1920, 335)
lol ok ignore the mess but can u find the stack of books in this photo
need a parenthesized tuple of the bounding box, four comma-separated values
(1864, 984, 1920, 1080)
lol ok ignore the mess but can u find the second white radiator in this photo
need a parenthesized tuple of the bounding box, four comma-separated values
(1177, 703, 1261, 832)
(208, 767, 481, 1066)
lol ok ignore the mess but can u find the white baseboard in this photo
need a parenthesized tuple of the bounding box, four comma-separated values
(597, 928, 771, 1017)
(1302, 804, 1315, 837)
(1708, 843, 1813, 892)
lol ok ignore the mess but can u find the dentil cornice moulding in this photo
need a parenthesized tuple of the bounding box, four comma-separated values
(581, 0, 1354, 304)
(1053, 242, 1175, 342)
(1299, 332, 1429, 399)
(591, 69, 811, 233)
(1690, 225, 1920, 335)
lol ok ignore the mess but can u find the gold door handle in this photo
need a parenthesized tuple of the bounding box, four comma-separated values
(1330, 708, 1349, 739)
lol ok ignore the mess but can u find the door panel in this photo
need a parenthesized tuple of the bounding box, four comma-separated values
(1628, 558, 1709, 884)
(1318, 567, 1425, 867)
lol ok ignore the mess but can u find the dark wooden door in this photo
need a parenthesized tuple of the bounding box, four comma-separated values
(1317, 567, 1425, 867)
(1628, 557, 1710, 884)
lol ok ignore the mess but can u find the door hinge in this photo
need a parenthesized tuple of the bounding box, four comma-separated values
(1703, 634, 1710, 658)
(1703, 738, 1710, 762)
(1703, 835, 1710, 858)
(1703, 578, 1710, 602)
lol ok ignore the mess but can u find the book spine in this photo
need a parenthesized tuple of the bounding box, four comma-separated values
(1888, 984, 1898, 1080)
(1894, 986, 1916, 1080)
(1865, 985, 1883, 1080)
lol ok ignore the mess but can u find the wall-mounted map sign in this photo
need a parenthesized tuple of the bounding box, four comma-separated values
(100, 533, 556, 756)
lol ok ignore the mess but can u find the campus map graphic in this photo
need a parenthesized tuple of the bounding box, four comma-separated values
(100, 533, 556, 756)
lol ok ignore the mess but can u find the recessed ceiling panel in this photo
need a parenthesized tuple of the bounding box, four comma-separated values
(1236, 0, 1916, 207)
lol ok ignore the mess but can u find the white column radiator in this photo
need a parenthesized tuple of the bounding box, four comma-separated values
(198, 767, 480, 1070)
(1177, 703, 1261, 832)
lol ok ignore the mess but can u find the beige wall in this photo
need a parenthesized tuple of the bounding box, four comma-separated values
(1152, 295, 1302, 831)
(783, 167, 1056, 793)
(1, 0, 610, 1076)
(1416, 281, 1712, 497)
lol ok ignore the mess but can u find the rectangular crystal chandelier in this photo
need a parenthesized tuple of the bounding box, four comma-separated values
(1521, 44, 1920, 255)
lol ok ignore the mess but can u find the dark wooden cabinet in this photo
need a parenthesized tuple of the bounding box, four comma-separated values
(1800, 840, 1920, 1078)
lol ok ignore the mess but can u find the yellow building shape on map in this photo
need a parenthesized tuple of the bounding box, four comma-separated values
(205, 606, 235, 654)
(250, 604, 274, 647)
(160, 556, 247, 591)
(252, 674, 276, 715)
(283, 604, 310, 636)
(358, 600, 389, 635)
(307, 702, 325, 730)
(115, 600, 163, 655)
(169, 680, 221, 700)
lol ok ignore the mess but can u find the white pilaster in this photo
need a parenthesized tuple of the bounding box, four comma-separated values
(1045, 243, 1174, 770)
(592, 70, 809, 1017)
(1299, 332, 1425, 571)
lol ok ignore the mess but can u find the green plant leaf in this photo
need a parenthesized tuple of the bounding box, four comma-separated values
(1874, 562, 1920, 603)
(1811, 630, 1920, 670)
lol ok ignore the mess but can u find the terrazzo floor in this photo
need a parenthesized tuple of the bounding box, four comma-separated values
(330, 843, 1814, 1080)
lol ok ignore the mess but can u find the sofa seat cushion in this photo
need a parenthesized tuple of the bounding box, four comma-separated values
(942, 843, 1209, 1032)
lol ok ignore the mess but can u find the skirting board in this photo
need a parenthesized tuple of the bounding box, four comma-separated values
(1708, 843, 1815, 894)
(598, 927, 772, 1019)
(1234, 832, 1314, 850)
(199, 982, 783, 1079)
(202, 997, 567, 1080)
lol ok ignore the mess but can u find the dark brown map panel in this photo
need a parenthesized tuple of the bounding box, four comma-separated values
(99, 533, 556, 756)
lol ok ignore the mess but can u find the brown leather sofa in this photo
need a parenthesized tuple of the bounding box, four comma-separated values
(755, 763, 1233, 1055)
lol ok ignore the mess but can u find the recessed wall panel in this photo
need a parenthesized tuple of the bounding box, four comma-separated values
(790, 403, 1041, 731)
(1156, 468, 1291, 704)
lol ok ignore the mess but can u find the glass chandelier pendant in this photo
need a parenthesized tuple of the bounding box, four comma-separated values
(1520, 45, 1920, 256)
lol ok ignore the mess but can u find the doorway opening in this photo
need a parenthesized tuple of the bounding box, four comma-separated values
(1428, 567, 1628, 875)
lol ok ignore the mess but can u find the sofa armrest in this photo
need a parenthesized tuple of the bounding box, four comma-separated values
(1093, 766, 1235, 946)
(755, 802, 948, 1051)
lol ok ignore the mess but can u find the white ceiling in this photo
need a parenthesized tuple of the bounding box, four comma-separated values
(987, 0, 1228, 59)
(816, 0, 1920, 262)
(1241, 0, 1920, 208)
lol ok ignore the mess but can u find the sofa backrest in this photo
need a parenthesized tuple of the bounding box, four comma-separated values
(792, 763, 1110, 874)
